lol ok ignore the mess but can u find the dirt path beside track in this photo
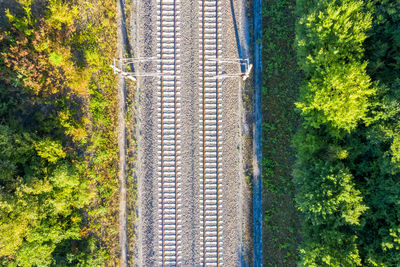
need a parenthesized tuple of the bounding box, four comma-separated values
(117, 0, 132, 265)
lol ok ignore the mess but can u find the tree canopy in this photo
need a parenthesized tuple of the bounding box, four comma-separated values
(295, 0, 400, 265)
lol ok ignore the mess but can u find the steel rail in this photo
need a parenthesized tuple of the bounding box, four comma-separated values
(157, 0, 181, 265)
(159, 0, 165, 263)
(215, 0, 220, 265)
(199, 0, 223, 265)
(201, 0, 206, 265)
(215, 0, 219, 266)
(160, 0, 165, 261)
(173, 0, 178, 263)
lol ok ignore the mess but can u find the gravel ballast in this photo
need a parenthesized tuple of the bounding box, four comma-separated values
(133, 0, 252, 265)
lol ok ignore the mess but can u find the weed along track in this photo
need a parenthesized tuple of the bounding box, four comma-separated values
(199, 0, 223, 265)
(157, 0, 182, 265)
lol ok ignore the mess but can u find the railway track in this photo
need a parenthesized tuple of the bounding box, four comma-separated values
(155, 0, 223, 265)
(199, 0, 223, 265)
(156, 0, 182, 265)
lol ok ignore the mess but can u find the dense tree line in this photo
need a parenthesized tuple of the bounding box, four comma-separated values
(0, 0, 121, 265)
(294, 0, 400, 265)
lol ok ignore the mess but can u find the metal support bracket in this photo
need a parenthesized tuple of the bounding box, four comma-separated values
(111, 57, 252, 81)
(111, 58, 175, 81)
(210, 58, 252, 81)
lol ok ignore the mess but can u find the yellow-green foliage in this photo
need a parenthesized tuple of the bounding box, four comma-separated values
(0, 0, 120, 265)
(296, 0, 375, 132)
(296, 62, 375, 132)
(0, 130, 91, 265)
(34, 139, 66, 163)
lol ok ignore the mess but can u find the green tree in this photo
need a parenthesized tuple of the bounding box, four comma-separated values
(294, 127, 367, 266)
(293, 0, 400, 265)
(296, 0, 375, 132)
(296, 62, 375, 132)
